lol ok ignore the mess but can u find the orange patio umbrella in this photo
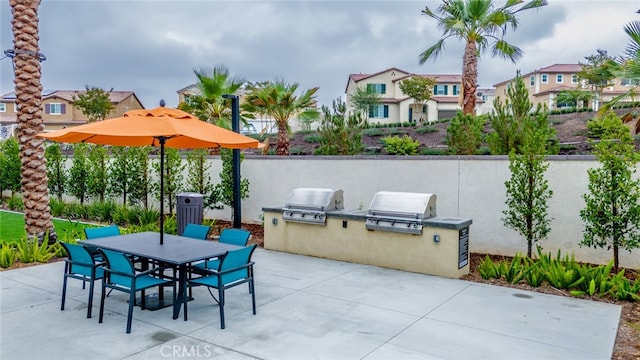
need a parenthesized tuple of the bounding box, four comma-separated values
(38, 106, 261, 244)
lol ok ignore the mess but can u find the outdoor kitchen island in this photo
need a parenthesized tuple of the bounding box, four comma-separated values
(263, 189, 473, 278)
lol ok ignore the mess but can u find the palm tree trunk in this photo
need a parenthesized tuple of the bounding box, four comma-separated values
(276, 121, 289, 155)
(10, 0, 56, 244)
(461, 39, 478, 115)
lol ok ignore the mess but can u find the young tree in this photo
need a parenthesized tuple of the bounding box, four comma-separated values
(555, 89, 592, 109)
(0, 137, 21, 197)
(86, 144, 108, 202)
(445, 112, 485, 155)
(128, 146, 151, 208)
(244, 79, 320, 155)
(210, 149, 249, 211)
(502, 127, 553, 258)
(72, 86, 115, 122)
(185, 148, 218, 210)
(108, 146, 134, 206)
(10, 0, 56, 244)
(399, 76, 435, 122)
(576, 49, 617, 111)
(487, 73, 558, 155)
(316, 97, 365, 155)
(44, 142, 66, 201)
(419, 0, 547, 115)
(152, 148, 184, 216)
(348, 86, 381, 122)
(67, 143, 89, 205)
(580, 111, 640, 273)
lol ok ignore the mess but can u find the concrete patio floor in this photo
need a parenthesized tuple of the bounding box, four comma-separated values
(0, 248, 621, 360)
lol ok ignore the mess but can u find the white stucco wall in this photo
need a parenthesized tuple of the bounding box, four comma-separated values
(231, 155, 639, 269)
(53, 155, 640, 269)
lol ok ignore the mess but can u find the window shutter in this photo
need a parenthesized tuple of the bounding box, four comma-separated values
(369, 105, 374, 118)
(444, 85, 448, 95)
(383, 105, 389, 118)
(45, 104, 50, 114)
(366, 84, 373, 93)
(61, 104, 66, 114)
(381, 84, 386, 94)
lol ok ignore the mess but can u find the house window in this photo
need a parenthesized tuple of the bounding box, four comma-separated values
(45, 103, 65, 115)
(541, 74, 548, 83)
(0, 103, 5, 113)
(529, 75, 535, 87)
(369, 105, 389, 118)
(556, 74, 563, 83)
(621, 78, 640, 86)
(482, 95, 488, 102)
(434, 85, 448, 95)
(571, 74, 578, 83)
(366, 83, 386, 94)
(452, 85, 460, 96)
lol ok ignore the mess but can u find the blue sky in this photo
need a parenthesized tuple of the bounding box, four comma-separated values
(1, 0, 637, 108)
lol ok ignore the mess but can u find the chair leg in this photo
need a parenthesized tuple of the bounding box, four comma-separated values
(61, 266, 69, 311)
(219, 287, 225, 329)
(99, 280, 106, 324)
(126, 291, 135, 334)
(250, 278, 256, 315)
(87, 276, 95, 318)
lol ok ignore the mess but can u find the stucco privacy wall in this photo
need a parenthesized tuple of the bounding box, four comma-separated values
(53, 155, 639, 269)
(232, 155, 639, 269)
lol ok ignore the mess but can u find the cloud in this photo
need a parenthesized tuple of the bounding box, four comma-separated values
(1, 0, 638, 109)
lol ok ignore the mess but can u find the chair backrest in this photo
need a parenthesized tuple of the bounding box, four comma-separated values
(84, 225, 120, 239)
(61, 243, 97, 276)
(217, 244, 257, 284)
(219, 228, 251, 246)
(99, 249, 135, 288)
(182, 224, 211, 240)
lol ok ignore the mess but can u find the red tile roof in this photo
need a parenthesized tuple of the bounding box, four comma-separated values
(494, 64, 581, 86)
(1, 90, 137, 104)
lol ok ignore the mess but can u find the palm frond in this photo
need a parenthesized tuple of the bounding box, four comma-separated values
(623, 20, 640, 59)
(419, 40, 446, 64)
(515, 0, 548, 13)
(492, 39, 523, 62)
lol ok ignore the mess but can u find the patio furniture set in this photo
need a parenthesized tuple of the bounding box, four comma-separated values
(60, 224, 257, 333)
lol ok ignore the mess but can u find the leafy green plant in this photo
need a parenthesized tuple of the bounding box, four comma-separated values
(362, 128, 384, 137)
(303, 133, 321, 143)
(16, 236, 55, 263)
(522, 260, 544, 287)
(382, 135, 420, 155)
(88, 201, 117, 223)
(446, 112, 485, 155)
(0, 243, 16, 268)
(419, 147, 448, 155)
(387, 128, 408, 136)
(7, 195, 23, 211)
(0, 137, 21, 197)
(477, 255, 499, 279)
(416, 126, 439, 134)
(49, 198, 66, 217)
(45, 142, 66, 201)
(502, 254, 526, 284)
(537, 250, 585, 290)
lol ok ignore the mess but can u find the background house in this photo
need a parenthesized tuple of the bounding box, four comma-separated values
(493, 64, 635, 110)
(0, 90, 144, 136)
(344, 67, 485, 124)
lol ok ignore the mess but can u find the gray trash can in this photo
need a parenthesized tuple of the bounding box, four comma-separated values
(176, 192, 204, 236)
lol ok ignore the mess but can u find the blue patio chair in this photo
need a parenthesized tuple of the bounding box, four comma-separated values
(60, 243, 104, 318)
(83, 225, 121, 260)
(186, 244, 257, 329)
(182, 223, 211, 240)
(98, 249, 174, 334)
(84, 225, 120, 239)
(192, 228, 251, 271)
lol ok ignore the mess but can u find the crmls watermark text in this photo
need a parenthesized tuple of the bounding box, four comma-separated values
(160, 345, 213, 358)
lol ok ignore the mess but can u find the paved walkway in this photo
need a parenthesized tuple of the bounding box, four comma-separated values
(0, 248, 621, 360)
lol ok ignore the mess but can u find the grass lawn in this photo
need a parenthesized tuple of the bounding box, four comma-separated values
(0, 210, 92, 244)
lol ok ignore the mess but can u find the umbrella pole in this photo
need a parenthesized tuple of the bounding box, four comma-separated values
(159, 137, 166, 244)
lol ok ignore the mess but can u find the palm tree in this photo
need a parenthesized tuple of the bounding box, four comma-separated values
(10, 0, 56, 244)
(244, 79, 320, 155)
(419, 0, 547, 115)
(177, 65, 245, 129)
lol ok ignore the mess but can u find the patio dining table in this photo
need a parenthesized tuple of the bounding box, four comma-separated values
(78, 231, 241, 320)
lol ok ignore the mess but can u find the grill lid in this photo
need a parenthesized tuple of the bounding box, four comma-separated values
(366, 191, 437, 234)
(283, 188, 344, 224)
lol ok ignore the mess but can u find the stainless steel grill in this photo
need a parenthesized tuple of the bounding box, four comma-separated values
(282, 188, 344, 225)
(365, 191, 437, 234)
